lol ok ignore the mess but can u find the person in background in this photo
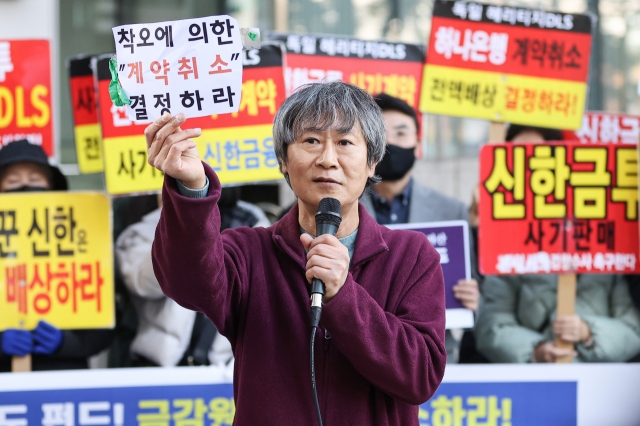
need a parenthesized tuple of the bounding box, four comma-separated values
(359, 93, 480, 363)
(475, 125, 640, 363)
(0, 139, 113, 371)
(116, 186, 270, 368)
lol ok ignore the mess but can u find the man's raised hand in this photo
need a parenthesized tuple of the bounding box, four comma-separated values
(145, 112, 206, 189)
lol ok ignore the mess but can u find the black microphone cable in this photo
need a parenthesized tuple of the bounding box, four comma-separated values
(308, 197, 342, 426)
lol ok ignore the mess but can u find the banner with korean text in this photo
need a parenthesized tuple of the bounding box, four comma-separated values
(96, 45, 285, 195)
(31, 364, 640, 424)
(479, 142, 639, 275)
(0, 40, 54, 156)
(0, 192, 114, 330)
(575, 112, 640, 144)
(266, 33, 424, 112)
(388, 221, 474, 329)
(68, 55, 103, 173)
(420, 1, 592, 130)
(113, 16, 243, 121)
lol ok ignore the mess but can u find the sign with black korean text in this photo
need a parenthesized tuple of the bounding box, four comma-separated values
(96, 45, 285, 195)
(575, 112, 640, 144)
(266, 33, 424, 112)
(387, 221, 474, 329)
(68, 55, 103, 173)
(420, 1, 592, 130)
(479, 142, 639, 275)
(113, 15, 243, 121)
(0, 193, 114, 330)
(0, 40, 54, 156)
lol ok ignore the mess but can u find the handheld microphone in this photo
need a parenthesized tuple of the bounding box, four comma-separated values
(308, 198, 342, 426)
(310, 197, 342, 328)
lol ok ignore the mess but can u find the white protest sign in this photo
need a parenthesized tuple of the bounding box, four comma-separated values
(575, 111, 640, 144)
(112, 15, 243, 122)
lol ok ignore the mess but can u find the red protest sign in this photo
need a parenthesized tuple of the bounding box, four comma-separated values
(574, 112, 640, 144)
(95, 45, 286, 194)
(68, 55, 103, 173)
(479, 142, 639, 275)
(266, 33, 424, 111)
(420, 1, 592, 130)
(0, 40, 53, 156)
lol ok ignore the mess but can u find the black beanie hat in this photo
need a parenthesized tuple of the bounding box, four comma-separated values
(0, 139, 68, 190)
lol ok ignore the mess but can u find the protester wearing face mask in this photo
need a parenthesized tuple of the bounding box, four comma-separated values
(0, 139, 113, 371)
(358, 94, 481, 363)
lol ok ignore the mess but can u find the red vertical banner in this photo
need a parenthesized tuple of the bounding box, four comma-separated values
(479, 142, 640, 275)
(0, 40, 53, 157)
(68, 55, 103, 173)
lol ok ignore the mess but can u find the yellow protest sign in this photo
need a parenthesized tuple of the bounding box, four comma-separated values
(420, 1, 592, 130)
(198, 124, 282, 183)
(0, 192, 114, 330)
(102, 135, 164, 194)
(74, 123, 104, 174)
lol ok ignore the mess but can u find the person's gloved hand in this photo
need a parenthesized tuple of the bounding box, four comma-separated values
(32, 320, 63, 355)
(1, 329, 33, 356)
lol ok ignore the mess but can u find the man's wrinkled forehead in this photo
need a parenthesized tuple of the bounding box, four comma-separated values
(293, 113, 361, 139)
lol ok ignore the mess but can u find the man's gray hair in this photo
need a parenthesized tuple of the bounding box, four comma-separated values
(273, 81, 386, 188)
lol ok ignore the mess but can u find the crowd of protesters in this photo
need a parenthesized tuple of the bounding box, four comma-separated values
(1, 91, 640, 373)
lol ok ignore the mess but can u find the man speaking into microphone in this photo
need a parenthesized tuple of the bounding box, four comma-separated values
(147, 81, 446, 425)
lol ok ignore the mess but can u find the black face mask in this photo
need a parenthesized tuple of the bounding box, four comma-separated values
(4, 186, 48, 193)
(375, 145, 416, 181)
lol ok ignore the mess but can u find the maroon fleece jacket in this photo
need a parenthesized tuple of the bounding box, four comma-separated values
(152, 164, 446, 425)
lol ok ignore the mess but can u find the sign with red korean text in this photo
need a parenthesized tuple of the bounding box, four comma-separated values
(96, 45, 285, 195)
(0, 193, 114, 330)
(479, 142, 639, 275)
(0, 40, 53, 156)
(266, 33, 424, 111)
(575, 112, 640, 144)
(113, 15, 243, 122)
(420, 1, 592, 130)
(68, 55, 103, 173)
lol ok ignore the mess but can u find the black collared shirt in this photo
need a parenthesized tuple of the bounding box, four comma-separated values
(369, 178, 413, 225)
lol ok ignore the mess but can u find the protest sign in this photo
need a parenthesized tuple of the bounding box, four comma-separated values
(17, 364, 640, 424)
(420, 1, 592, 130)
(68, 55, 103, 173)
(266, 33, 424, 111)
(575, 112, 640, 144)
(96, 45, 285, 195)
(196, 44, 284, 183)
(0, 192, 114, 330)
(94, 54, 162, 194)
(387, 221, 473, 329)
(479, 142, 639, 275)
(112, 15, 243, 122)
(0, 40, 53, 156)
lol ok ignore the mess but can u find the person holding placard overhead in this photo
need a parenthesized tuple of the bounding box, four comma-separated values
(0, 139, 113, 371)
(147, 82, 446, 424)
(474, 126, 640, 363)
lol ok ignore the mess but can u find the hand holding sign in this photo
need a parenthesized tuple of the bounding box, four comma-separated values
(534, 341, 576, 363)
(145, 113, 206, 189)
(552, 315, 592, 344)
